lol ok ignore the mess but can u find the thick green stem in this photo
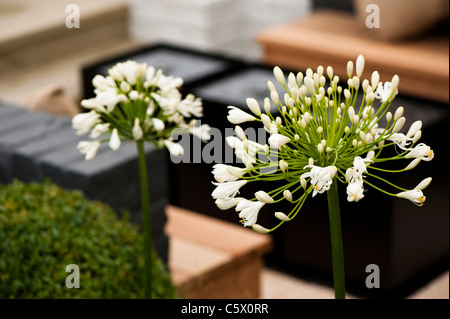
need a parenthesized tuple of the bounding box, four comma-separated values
(327, 179, 346, 299)
(137, 140, 152, 299)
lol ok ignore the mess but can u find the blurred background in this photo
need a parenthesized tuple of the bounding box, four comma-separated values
(0, 0, 448, 299)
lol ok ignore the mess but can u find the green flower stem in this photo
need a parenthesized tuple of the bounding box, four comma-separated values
(327, 179, 346, 299)
(136, 139, 153, 299)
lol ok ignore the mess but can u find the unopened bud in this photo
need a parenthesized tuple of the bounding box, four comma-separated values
(356, 55, 365, 77)
(406, 120, 422, 138)
(275, 212, 291, 222)
(392, 116, 406, 133)
(347, 61, 353, 78)
(252, 224, 270, 234)
(415, 177, 432, 190)
(404, 158, 421, 170)
(283, 189, 293, 202)
(273, 66, 285, 85)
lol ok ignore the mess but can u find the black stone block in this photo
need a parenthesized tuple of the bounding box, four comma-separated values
(82, 44, 243, 99)
(38, 138, 168, 213)
(12, 120, 80, 182)
(0, 112, 69, 183)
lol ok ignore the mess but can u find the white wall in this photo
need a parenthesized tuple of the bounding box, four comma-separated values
(126, 0, 312, 60)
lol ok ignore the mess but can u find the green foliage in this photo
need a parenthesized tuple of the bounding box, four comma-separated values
(0, 180, 176, 299)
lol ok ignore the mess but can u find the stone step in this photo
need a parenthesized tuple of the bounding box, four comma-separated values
(0, 0, 143, 107)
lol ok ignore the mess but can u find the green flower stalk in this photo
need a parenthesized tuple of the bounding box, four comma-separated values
(211, 55, 434, 299)
(73, 60, 211, 298)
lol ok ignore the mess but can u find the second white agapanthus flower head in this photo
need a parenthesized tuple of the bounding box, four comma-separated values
(73, 60, 211, 160)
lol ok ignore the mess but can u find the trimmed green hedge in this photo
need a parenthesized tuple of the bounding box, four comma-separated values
(0, 180, 176, 299)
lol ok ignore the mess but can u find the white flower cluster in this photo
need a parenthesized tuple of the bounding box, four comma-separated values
(72, 60, 211, 160)
(211, 55, 434, 233)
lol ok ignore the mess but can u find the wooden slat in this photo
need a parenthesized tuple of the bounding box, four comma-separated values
(165, 205, 273, 258)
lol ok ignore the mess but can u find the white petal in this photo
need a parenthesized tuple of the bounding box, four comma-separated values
(77, 140, 101, 161)
(236, 200, 265, 227)
(215, 197, 245, 210)
(211, 180, 247, 199)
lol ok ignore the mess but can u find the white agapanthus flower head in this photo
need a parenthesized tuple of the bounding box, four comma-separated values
(211, 55, 434, 232)
(72, 60, 211, 160)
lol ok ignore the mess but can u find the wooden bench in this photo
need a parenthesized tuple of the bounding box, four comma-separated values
(165, 205, 273, 299)
(256, 9, 449, 103)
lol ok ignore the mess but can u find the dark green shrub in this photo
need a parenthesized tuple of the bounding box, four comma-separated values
(0, 180, 176, 299)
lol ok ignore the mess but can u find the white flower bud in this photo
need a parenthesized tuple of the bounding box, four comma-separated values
(347, 61, 353, 78)
(275, 212, 291, 222)
(255, 190, 274, 204)
(404, 158, 421, 170)
(386, 112, 392, 123)
(267, 80, 276, 92)
(280, 160, 289, 173)
(356, 55, 365, 77)
(412, 130, 422, 143)
(246, 98, 261, 116)
(362, 79, 369, 92)
(327, 66, 334, 78)
(276, 116, 282, 126)
(273, 66, 285, 85)
(392, 116, 406, 133)
(344, 89, 351, 100)
(345, 168, 353, 182)
(283, 190, 293, 202)
(297, 72, 304, 85)
(268, 133, 290, 149)
(269, 123, 278, 135)
(406, 120, 422, 138)
(288, 72, 297, 89)
(304, 76, 315, 94)
(317, 143, 324, 153)
(333, 76, 340, 85)
(261, 113, 271, 130)
(264, 97, 271, 114)
(366, 150, 375, 161)
(109, 128, 121, 151)
(300, 178, 307, 189)
(415, 177, 432, 190)
(391, 74, 400, 92)
(120, 81, 131, 93)
(317, 126, 323, 134)
(252, 224, 270, 234)
(366, 133, 373, 144)
(271, 91, 279, 104)
(371, 71, 380, 88)
(132, 118, 143, 140)
(308, 158, 314, 165)
(352, 76, 360, 89)
(235, 125, 246, 140)
(319, 75, 326, 87)
(300, 119, 307, 128)
(394, 106, 404, 121)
